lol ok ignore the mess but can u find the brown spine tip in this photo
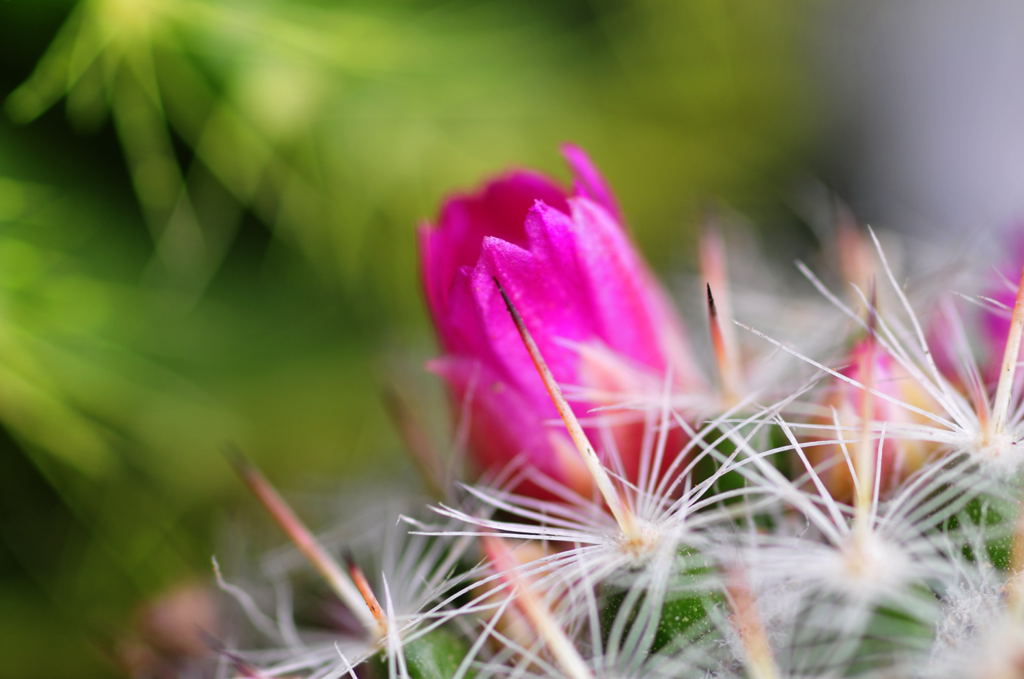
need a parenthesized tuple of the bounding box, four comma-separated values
(223, 443, 254, 477)
(346, 555, 388, 635)
(380, 385, 445, 499)
(494, 276, 520, 320)
(706, 282, 718, 318)
(865, 278, 879, 340)
(490, 274, 637, 538)
(227, 449, 380, 636)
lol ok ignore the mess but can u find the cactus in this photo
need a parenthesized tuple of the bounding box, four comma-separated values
(218, 149, 1024, 679)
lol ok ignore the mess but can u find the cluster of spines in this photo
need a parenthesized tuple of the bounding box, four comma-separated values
(216, 229, 1024, 679)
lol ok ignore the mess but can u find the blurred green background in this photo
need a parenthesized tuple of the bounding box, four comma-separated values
(0, 1, 818, 676)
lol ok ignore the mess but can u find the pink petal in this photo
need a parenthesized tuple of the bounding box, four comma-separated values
(561, 143, 622, 222)
(427, 356, 574, 487)
(567, 198, 700, 384)
(470, 235, 589, 403)
(420, 171, 569, 323)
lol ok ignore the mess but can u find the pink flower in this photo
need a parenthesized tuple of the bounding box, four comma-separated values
(419, 146, 700, 497)
(806, 337, 940, 501)
(980, 236, 1024, 385)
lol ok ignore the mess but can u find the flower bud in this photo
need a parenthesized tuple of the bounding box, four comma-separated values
(807, 338, 941, 501)
(419, 146, 699, 497)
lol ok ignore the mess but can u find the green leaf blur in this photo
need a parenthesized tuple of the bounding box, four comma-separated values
(0, 1, 816, 676)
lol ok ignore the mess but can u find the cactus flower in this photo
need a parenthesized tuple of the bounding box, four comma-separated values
(419, 146, 700, 497)
(807, 337, 941, 501)
(981, 241, 1024, 386)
